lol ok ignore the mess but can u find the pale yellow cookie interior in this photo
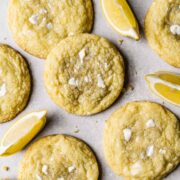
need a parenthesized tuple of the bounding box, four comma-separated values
(8, 0, 93, 58)
(104, 101, 180, 180)
(18, 135, 99, 180)
(145, 0, 180, 67)
(44, 34, 124, 115)
(0, 45, 31, 123)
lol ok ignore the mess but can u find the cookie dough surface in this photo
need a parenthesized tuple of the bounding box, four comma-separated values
(0, 45, 31, 123)
(44, 34, 124, 115)
(18, 135, 99, 180)
(145, 0, 180, 68)
(104, 101, 180, 180)
(8, 0, 93, 58)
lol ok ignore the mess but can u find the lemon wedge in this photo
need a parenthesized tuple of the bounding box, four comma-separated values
(101, 0, 140, 40)
(145, 71, 180, 106)
(0, 110, 47, 156)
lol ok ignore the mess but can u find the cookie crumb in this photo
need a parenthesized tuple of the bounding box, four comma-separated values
(2, 166, 9, 171)
(127, 84, 134, 92)
(118, 39, 124, 45)
(74, 129, 80, 134)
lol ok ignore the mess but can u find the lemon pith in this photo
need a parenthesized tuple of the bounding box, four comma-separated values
(145, 71, 180, 106)
(101, 0, 140, 40)
(0, 110, 47, 156)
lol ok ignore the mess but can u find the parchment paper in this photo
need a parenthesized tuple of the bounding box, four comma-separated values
(0, 0, 179, 179)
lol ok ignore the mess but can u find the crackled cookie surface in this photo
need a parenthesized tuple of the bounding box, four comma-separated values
(8, 0, 93, 58)
(145, 0, 180, 67)
(0, 45, 31, 123)
(18, 135, 99, 180)
(44, 34, 124, 115)
(104, 101, 180, 180)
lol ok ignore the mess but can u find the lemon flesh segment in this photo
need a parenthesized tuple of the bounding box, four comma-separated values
(145, 71, 180, 106)
(101, 0, 140, 40)
(0, 110, 47, 156)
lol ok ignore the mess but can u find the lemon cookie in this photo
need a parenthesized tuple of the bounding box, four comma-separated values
(44, 34, 124, 115)
(8, 0, 93, 59)
(145, 0, 180, 67)
(104, 101, 180, 180)
(0, 45, 31, 123)
(18, 135, 99, 180)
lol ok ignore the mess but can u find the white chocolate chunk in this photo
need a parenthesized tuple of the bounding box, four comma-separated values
(68, 165, 75, 173)
(84, 76, 89, 83)
(97, 74, 105, 88)
(79, 48, 86, 64)
(40, 17, 47, 26)
(123, 128, 132, 142)
(159, 149, 166, 155)
(170, 25, 180, 35)
(57, 178, 64, 180)
(39, 8, 47, 14)
(146, 119, 155, 128)
(146, 145, 154, 157)
(140, 152, 145, 159)
(50, 156, 54, 161)
(68, 78, 78, 87)
(42, 165, 48, 175)
(36, 174, 42, 180)
(46, 22, 53, 29)
(29, 14, 39, 25)
(104, 63, 108, 70)
(0, 83, 6, 97)
(131, 161, 141, 176)
(68, 32, 74, 36)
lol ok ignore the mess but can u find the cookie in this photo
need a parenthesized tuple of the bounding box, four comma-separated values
(18, 135, 99, 180)
(44, 34, 124, 115)
(0, 45, 31, 123)
(103, 101, 180, 180)
(145, 0, 180, 68)
(8, 0, 93, 59)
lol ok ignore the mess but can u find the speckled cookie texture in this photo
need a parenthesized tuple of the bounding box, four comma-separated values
(0, 45, 31, 123)
(18, 135, 99, 180)
(8, 0, 93, 59)
(44, 34, 124, 115)
(103, 101, 180, 180)
(145, 0, 180, 68)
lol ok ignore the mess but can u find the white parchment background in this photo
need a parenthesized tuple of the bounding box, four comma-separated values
(0, 0, 180, 179)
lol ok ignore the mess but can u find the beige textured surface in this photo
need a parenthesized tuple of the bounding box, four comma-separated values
(0, 44, 31, 123)
(18, 135, 99, 180)
(8, 0, 93, 59)
(103, 101, 180, 180)
(44, 34, 124, 115)
(145, 0, 180, 68)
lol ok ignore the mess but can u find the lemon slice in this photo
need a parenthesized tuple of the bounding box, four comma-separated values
(145, 71, 180, 106)
(0, 110, 47, 156)
(101, 0, 140, 40)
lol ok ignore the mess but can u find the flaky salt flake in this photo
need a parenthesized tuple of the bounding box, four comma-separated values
(29, 14, 39, 25)
(68, 78, 78, 87)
